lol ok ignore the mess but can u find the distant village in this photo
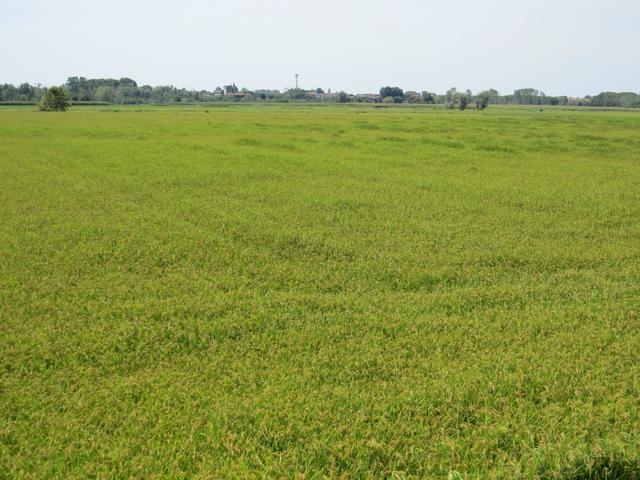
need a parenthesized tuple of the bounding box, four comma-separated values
(2, 77, 637, 108)
(212, 82, 382, 103)
(208, 83, 598, 107)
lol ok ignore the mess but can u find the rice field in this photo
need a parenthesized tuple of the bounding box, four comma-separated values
(1, 104, 639, 478)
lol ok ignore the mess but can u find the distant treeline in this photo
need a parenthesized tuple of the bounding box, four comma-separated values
(1, 77, 639, 108)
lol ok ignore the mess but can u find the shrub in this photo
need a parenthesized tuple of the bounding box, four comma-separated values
(38, 87, 71, 111)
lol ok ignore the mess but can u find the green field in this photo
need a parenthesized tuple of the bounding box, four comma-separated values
(1, 105, 639, 479)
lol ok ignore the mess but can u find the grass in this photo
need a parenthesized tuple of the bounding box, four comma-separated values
(1, 104, 639, 479)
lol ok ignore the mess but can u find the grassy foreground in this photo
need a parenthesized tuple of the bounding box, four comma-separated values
(1, 105, 639, 479)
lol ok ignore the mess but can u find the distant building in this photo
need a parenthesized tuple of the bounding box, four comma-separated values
(213, 87, 223, 97)
(568, 97, 591, 106)
(404, 91, 421, 103)
(224, 83, 239, 95)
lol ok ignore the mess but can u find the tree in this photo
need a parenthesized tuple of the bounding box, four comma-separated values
(487, 89, 499, 104)
(592, 91, 640, 108)
(444, 87, 458, 109)
(421, 91, 436, 104)
(379, 86, 404, 102)
(0, 84, 18, 101)
(513, 88, 540, 105)
(286, 88, 307, 100)
(459, 94, 468, 111)
(38, 87, 71, 111)
(444, 87, 469, 110)
(94, 85, 116, 103)
(475, 91, 490, 110)
(315, 88, 325, 94)
(18, 83, 33, 99)
(337, 91, 349, 103)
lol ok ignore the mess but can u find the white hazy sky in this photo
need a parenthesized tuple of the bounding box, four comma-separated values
(3, 0, 639, 96)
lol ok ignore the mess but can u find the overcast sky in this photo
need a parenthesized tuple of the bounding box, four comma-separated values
(3, 0, 638, 96)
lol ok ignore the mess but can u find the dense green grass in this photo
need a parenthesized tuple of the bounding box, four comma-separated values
(1, 105, 639, 479)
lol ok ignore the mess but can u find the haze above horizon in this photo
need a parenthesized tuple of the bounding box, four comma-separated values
(3, 0, 639, 97)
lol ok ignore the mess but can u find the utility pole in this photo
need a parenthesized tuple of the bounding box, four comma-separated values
(295, 73, 299, 89)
